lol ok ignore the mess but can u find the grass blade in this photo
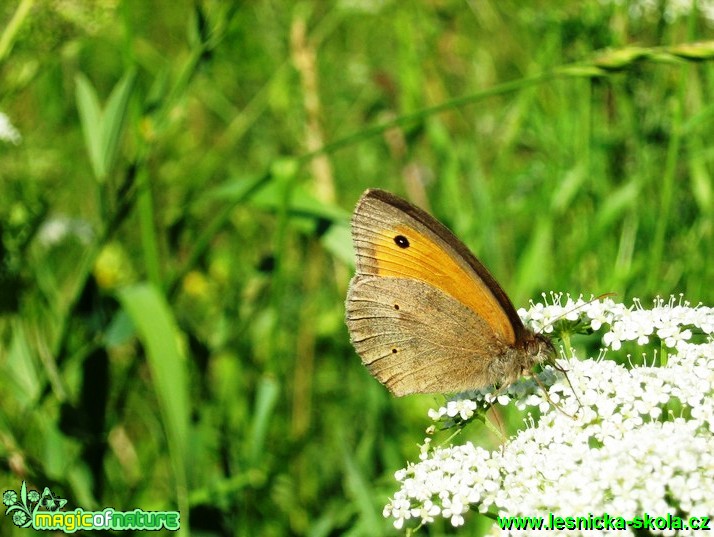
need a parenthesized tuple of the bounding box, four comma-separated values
(116, 283, 190, 533)
(100, 69, 136, 181)
(248, 376, 279, 465)
(75, 74, 105, 181)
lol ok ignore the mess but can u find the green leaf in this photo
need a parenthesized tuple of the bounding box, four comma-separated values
(248, 376, 279, 465)
(116, 283, 189, 458)
(75, 74, 104, 180)
(75, 70, 135, 182)
(6, 323, 41, 406)
(100, 69, 136, 181)
(116, 283, 190, 519)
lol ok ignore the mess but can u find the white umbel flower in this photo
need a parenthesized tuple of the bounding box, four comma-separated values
(384, 296, 714, 535)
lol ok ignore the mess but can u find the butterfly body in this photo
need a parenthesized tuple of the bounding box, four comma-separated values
(346, 189, 553, 396)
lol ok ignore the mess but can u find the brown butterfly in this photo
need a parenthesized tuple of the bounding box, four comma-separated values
(345, 189, 554, 396)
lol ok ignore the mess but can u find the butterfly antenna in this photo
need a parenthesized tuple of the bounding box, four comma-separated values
(551, 359, 583, 409)
(531, 292, 614, 413)
(531, 373, 578, 420)
(537, 292, 616, 334)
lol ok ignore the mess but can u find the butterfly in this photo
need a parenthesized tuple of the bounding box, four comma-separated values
(345, 189, 554, 396)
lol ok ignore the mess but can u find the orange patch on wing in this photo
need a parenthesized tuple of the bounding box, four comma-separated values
(371, 224, 515, 344)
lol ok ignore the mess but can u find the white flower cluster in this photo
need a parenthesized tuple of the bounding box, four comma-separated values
(520, 293, 713, 351)
(383, 296, 714, 535)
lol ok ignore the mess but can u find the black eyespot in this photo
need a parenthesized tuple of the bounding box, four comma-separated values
(393, 304, 400, 310)
(391, 348, 398, 354)
(394, 235, 410, 248)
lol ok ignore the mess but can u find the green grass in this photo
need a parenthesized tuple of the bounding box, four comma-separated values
(1, 1, 713, 535)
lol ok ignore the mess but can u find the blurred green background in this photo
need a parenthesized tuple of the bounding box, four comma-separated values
(1, 0, 713, 535)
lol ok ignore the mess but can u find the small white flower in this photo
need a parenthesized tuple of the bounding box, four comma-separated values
(444, 399, 477, 420)
(427, 408, 443, 420)
(410, 499, 440, 523)
(664, 328, 692, 348)
(584, 299, 614, 330)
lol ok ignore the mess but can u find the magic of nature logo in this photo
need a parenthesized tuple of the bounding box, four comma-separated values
(3, 481, 180, 532)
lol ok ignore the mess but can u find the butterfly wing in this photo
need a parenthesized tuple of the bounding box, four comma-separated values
(349, 189, 528, 345)
(347, 275, 508, 395)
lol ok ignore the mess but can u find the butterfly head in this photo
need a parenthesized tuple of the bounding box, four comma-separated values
(517, 331, 556, 378)
(531, 332, 555, 361)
